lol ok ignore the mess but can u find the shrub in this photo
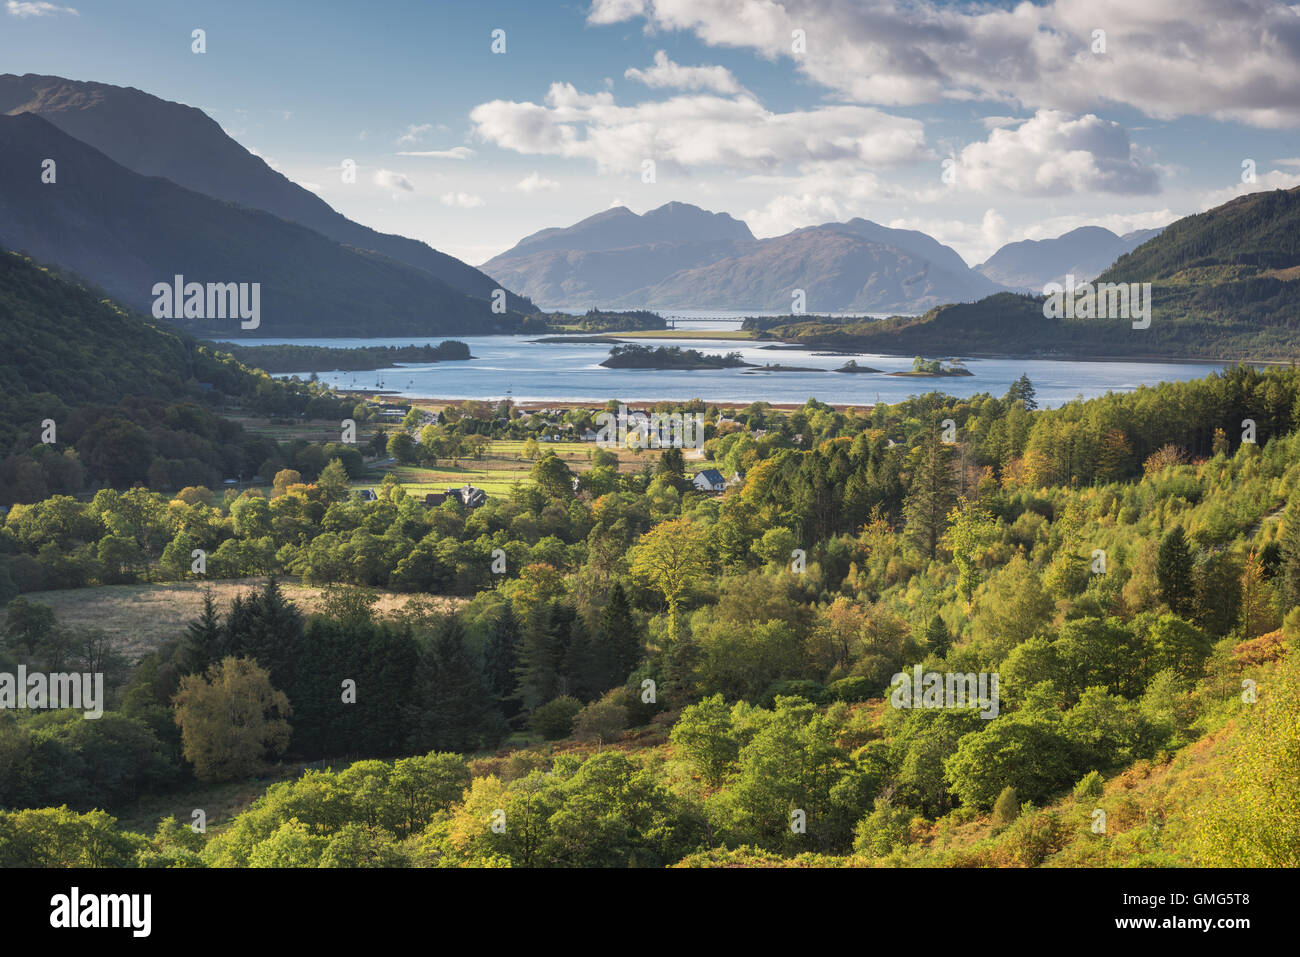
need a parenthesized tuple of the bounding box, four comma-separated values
(530, 696, 582, 740)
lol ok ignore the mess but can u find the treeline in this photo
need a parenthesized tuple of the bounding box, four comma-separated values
(216, 340, 473, 373)
(601, 345, 750, 369)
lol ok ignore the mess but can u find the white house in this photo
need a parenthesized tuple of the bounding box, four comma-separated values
(693, 468, 727, 492)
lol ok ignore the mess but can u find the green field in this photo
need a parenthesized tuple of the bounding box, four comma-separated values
(613, 329, 756, 341)
(369, 438, 665, 498)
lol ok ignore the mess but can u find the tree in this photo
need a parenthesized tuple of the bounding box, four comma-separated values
(387, 432, 417, 465)
(1006, 374, 1038, 410)
(942, 496, 996, 601)
(595, 581, 642, 689)
(483, 606, 522, 717)
(572, 692, 629, 746)
(630, 516, 712, 644)
(272, 468, 303, 496)
(1156, 526, 1196, 616)
(406, 616, 504, 754)
(1095, 428, 1132, 481)
(530, 452, 575, 500)
(181, 589, 226, 674)
(531, 696, 582, 739)
(224, 578, 304, 693)
(925, 614, 951, 658)
(172, 656, 292, 782)
(944, 710, 1081, 807)
(670, 694, 738, 787)
(1279, 503, 1300, 611)
(316, 457, 351, 504)
(1238, 549, 1278, 641)
(522, 437, 540, 461)
(904, 428, 956, 560)
(1147, 613, 1213, 680)
(992, 786, 1020, 829)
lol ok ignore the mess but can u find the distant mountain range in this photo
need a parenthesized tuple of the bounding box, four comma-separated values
(0, 73, 533, 335)
(483, 203, 1163, 313)
(975, 226, 1164, 292)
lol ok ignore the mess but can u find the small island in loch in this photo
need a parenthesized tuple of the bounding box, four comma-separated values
(600, 344, 753, 369)
(833, 360, 884, 373)
(888, 356, 974, 377)
(215, 340, 474, 373)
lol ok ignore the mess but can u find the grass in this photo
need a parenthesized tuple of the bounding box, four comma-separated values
(26, 578, 457, 662)
(613, 329, 756, 341)
(373, 438, 673, 498)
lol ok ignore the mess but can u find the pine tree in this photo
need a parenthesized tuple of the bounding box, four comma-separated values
(406, 616, 503, 754)
(1006, 374, 1037, 410)
(1156, 526, 1196, 617)
(925, 614, 951, 658)
(597, 582, 643, 689)
(181, 589, 226, 674)
(904, 429, 957, 560)
(656, 446, 686, 487)
(483, 606, 522, 717)
(515, 601, 562, 711)
(225, 577, 304, 692)
(560, 611, 595, 702)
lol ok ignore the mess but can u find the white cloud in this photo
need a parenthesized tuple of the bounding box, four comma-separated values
(954, 110, 1159, 196)
(397, 146, 475, 159)
(470, 83, 929, 174)
(247, 147, 284, 174)
(1192, 168, 1300, 210)
(589, 0, 1300, 128)
(6, 1, 78, 16)
(515, 171, 560, 192)
(373, 169, 414, 191)
(440, 191, 485, 207)
(625, 50, 743, 94)
(396, 123, 433, 145)
(1275, 157, 1300, 168)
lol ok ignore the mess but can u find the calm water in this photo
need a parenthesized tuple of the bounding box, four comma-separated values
(220, 318, 1227, 409)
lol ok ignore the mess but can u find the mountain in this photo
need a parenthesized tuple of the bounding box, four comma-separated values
(627, 226, 1003, 313)
(764, 187, 1300, 360)
(0, 113, 526, 337)
(482, 203, 1000, 312)
(508, 201, 753, 255)
(0, 73, 533, 313)
(480, 203, 753, 307)
(976, 225, 1166, 293)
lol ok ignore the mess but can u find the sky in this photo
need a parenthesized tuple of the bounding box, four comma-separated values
(3, 0, 1299, 267)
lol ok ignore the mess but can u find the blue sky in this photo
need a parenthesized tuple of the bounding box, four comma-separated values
(3, 0, 1298, 266)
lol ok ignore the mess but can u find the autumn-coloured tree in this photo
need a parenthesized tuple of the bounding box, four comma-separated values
(172, 656, 292, 782)
(630, 515, 711, 643)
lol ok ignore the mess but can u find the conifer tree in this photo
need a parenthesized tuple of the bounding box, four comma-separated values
(1156, 526, 1196, 617)
(904, 428, 957, 560)
(483, 605, 522, 718)
(406, 616, 503, 754)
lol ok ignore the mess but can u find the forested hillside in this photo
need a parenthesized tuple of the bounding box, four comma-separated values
(3, 364, 1298, 867)
(764, 188, 1300, 360)
(0, 249, 364, 504)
